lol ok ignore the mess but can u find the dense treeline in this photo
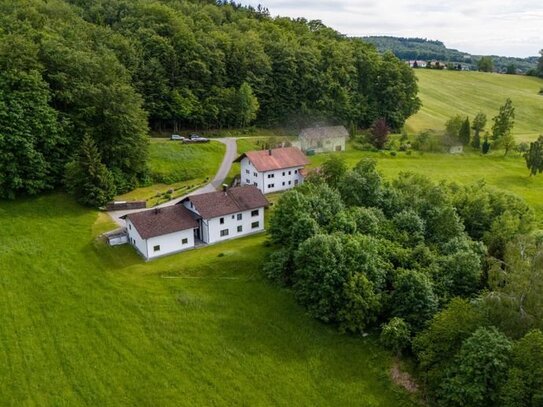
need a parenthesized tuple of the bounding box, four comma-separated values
(265, 157, 542, 405)
(0, 0, 420, 201)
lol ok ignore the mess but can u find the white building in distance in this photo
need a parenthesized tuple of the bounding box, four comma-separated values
(298, 125, 349, 153)
(234, 147, 309, 194)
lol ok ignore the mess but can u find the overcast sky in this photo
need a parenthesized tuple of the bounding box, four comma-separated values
(242, 0, 542, 57)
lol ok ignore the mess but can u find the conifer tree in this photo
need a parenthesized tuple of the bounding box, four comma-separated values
(459, 117, 471, 145)
(525, 135, 543, 176)
(64, 135, 116, 207)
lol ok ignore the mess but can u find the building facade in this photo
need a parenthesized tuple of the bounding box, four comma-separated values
(298, 125, 349, 153)
(124, 205, 198, 260)
(181, 185, 269, 245)
(234, 147, 309, 194)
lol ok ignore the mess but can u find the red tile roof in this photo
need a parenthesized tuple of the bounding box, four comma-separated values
(182, 185, 269, 219)
(124, 205, 198, 239)
(234, 147, 309, 172)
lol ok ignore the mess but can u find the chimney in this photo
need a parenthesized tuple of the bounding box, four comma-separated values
(268, 149, 272, 156)
(154, 207, 161, 215)
(222, 184, 228, 195)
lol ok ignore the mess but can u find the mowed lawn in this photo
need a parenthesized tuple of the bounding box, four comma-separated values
(310, 149, 543, 223)
(406, 70, 543, 142)
(148, 139, 225, 183)
(0, 195, 417, 406)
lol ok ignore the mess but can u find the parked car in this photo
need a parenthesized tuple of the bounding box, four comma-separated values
(185, 134, 209, 143)
(171, 134, 185, 141)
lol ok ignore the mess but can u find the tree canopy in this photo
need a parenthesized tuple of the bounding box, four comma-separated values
(0, 0, 421, 201)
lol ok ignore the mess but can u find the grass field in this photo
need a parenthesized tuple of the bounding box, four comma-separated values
(309, 147, 543, 223)
(148, 139, 225, 183)
(406, 70, 543, 142)
(0, 195, 417, 406)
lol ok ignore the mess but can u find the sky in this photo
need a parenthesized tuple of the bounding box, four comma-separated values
(242, 0, 543, 57)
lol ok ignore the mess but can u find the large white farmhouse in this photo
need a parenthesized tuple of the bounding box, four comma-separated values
(181, 185, 269, 244)
(123, 185, 269, 260)
(234, 146, 309, 194)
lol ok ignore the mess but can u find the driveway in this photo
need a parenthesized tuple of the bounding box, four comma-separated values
(108, 137, 237, 227)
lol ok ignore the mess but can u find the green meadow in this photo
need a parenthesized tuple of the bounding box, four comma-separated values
(0, 195, 417, 406)
(148, 139, 225, 183)
(406, 70, 543, 142)
(309, 148, 543, 223)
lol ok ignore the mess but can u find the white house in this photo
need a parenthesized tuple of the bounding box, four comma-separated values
(298, 125, 349, 153)
(123, 186, 269, 260)
(181, 185, 269, 245)
(123, 205, 198, 260)
(234, 147, 309, 194)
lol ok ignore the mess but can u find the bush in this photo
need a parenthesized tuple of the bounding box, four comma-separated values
(380, 317, 411, 355)
(390, 151, 397, 157)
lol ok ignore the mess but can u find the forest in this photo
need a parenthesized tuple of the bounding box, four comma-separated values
(266, 157, 543, 406)
(0, 0, 420, 201)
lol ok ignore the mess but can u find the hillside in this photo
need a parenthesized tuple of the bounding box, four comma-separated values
(0, 194, 417, 406)
(364, 36, 539, 73)
(406, 70, 543, 141)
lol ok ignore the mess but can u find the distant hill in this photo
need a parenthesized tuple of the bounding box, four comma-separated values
(406, 69, 543, 142)
(363, 36, 539, 73)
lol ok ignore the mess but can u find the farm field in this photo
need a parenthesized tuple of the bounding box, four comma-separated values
(309, 148, 543, 223)
(148, 139, 225, 184)
(0, 195, 417, 406)
(406, 70, 543, 142)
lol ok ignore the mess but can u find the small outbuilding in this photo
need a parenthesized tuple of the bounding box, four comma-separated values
(298, 125, 349, 153)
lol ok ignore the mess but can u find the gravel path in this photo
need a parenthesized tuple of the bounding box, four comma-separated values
(107, 137, 237, 227)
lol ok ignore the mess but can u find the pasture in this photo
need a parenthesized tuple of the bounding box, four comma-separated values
(0, 195, 417, 406)
(406, 70, 543, 142)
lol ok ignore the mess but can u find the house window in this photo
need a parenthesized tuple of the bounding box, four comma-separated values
(282, 172, 285, 176)
(237, 225, 243, 233)
(251, 221, 259, 229)
(282, 182, 285, 186)
(231, 215, 235, 219)
(253, 172, 257, 177)
(254, 182, 258, 186)
(220, 217, 224, 224)
(220, 229, 229, 237)
(267, 173, 274, 178)
(246, 169, 250, 174)
(129, 224, 131, 230)
(288, 181, 291, 185)
(288, 170, 291, 175)
(294, 169, 298, 174)
(153, 245, 160, 252)
(181, 238, 188, 245)
(246, 178, 250, 183)
(267, 184, 274, 188)
(251, 209, 259, 217)
(237, 213, 242, 220)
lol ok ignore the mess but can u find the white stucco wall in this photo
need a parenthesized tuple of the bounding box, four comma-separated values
(145, 229, 195, 260)
(240, 157, 304, 194)
(126, 218, 195, 260)
(204, 208, 265, 244)
(126, 218, 148, 259)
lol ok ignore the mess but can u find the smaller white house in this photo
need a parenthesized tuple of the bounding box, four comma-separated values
(181, 185, 269, 244)
(234, 147, 309, 194)
(123, 205, 198, 260)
